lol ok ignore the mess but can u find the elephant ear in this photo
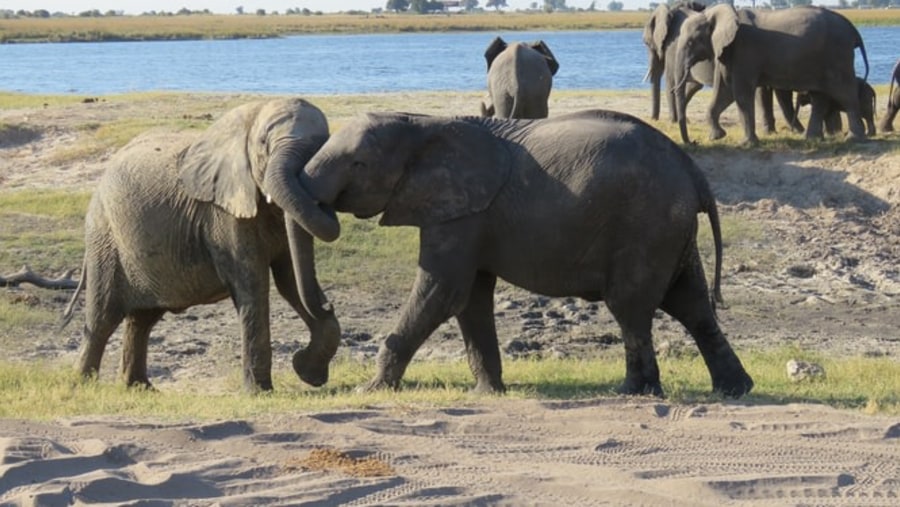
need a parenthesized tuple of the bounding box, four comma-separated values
(484, 36, 507, 71)
(644, 5, 670, 59)
(707, 4, 739, 62)
(178, 102, 260, 218)
(380, 120, 510, 227)
(530, 40, 559, 76)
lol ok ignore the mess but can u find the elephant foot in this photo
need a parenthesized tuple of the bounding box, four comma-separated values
(617, 378, 664, 398)
(292, 347, 330, 387)
(470, 379, 506, 395)
(126, 378, 157, 392)
(881, 124, 894, 133)
(740, 137, 760, 148)
(712, 370, 754, 399)
(356, 375, 400, 393)
(706, 125, 726, 141)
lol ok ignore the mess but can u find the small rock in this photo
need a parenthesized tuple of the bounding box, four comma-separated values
(786, 359, 826, 382)
(786, 264, 816, 278)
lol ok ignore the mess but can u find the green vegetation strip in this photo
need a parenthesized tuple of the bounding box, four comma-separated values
(2, 10, 898, 43)
(1, 348, 896, 421)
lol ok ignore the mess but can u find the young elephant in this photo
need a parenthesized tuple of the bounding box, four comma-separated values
(794, 77, 877, 136)
(480, 36, 559, 119)
(881, 58, 900, 132)
(295, 109, 754, 398)
(62, 98, 341, 392)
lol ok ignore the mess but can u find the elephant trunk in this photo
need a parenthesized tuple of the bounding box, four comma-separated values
(264, 138, 339, 322)
(264, 139, 340, 244)
(674, 48, 693, 144)
(265, 139, 342, 387)
(647, 53, 662, 121)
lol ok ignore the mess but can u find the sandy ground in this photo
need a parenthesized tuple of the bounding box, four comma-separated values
(1, 90, 899, 505)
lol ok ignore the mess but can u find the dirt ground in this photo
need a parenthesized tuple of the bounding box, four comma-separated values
(0, 91, 899, 505)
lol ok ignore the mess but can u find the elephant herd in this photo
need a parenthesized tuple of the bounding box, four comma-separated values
(63, 5, 899, 402)
(643, 2, 900, 145)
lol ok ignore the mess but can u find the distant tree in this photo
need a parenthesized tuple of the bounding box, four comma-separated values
(33, 9, 51, 17)
(543, 0, 567, 12)
(789, 0, 812, 5)
(463, 0, 480, 10)
(530, 1, 538, 9)
(587, 1, 596, 10)
(486, 0, 508, 10)
(235, 6, 244, 15)
(256, 8, 266, 15)
(607, 0, 623, 10)
(387, 0, 410, 12)
(411, 0, 445, 12)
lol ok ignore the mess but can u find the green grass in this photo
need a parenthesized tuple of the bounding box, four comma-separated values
(0, 189, 91, 274)
(1, 347, 897, 421)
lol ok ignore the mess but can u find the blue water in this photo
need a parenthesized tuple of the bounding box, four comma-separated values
(2, 27, 897, 95)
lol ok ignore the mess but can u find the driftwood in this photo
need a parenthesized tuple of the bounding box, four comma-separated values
(0, 265, 78, 290)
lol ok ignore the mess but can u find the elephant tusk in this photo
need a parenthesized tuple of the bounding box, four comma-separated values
(643, 68, 652, 83)
(266, 194, 273, 204)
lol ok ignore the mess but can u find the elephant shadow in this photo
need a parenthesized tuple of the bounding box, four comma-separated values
(691, 141, 892, 216)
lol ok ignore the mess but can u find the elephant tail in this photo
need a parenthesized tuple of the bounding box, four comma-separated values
(690, 164, 725, 316)
(60, 258, 85, 330)
(855, 27, 870, 82)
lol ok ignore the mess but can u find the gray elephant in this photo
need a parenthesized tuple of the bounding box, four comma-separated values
(794, 77, 877, 137)
(642, 1, 710, 122)
(62, 98, 341, 392)
(674, 5, 869, 145)
(480, 36, 559, 119)
(644, 2, 799, 134)
(880, 58, 900, 132)
(294, 109, 754, 398)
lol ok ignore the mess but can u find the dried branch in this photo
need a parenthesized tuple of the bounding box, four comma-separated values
(0, 265, 78, 290)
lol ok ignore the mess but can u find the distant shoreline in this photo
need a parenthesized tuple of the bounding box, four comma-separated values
(2, 10, 900, 44)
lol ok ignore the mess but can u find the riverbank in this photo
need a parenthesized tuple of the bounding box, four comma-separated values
(2, 9, 900, 43)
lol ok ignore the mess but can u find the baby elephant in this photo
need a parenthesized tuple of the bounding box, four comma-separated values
(795, 78, 877, 136)
(295, 109, 754, 398)
(881, 58, 900, 132)
(62, 98, 341, 392)
(480, 36, 559, 119)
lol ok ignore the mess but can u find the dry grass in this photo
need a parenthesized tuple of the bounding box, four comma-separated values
(287, 448, 396, 477)
(4, 9, 896, 43)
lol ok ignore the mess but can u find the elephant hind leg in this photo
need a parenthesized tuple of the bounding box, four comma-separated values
(77, 265, 126, 381)
(119, 308, 164, 388)
(455, 271, 504, 394)
(659, 250, 753, 398)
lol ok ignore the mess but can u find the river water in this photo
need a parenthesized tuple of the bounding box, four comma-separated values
(2, 27, 897, 95)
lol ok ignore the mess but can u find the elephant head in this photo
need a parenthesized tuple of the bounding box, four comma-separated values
(178, 98, 340, 326)
(298, 113, 510, 229)
(484, 36, 559, 76)
(642, 1, 706, 121)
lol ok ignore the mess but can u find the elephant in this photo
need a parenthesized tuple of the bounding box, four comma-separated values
(294, 109, 754, 398)
(643, 2, 800, 134)
(61, 98, 341, 393)
(642, 1, 710, 122)
(793, 77, 877, 137)
(674, 5, 869, 145)
(480, 36, 559, 119)
(880, 58, 900, 133)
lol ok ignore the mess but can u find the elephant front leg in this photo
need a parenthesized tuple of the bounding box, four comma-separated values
(361, 267, 473, 392)
(455, 272, 505, 394)
(733, 85, 760, 146)
(229, 264, 274, 393)
(706, 85, 734, 142)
